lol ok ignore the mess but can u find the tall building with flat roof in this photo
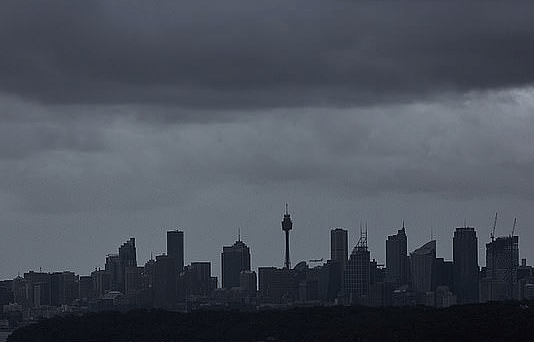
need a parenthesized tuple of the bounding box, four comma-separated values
(221, 239, 251, 289)
(331, 228, 348, 297)
(190, 262, 214, 296)
(331, 228, 348, 268)
(167, 230, 184, 273)
(386, 224, 409, 285)
(453, 227, 479, 304)
(23, 271, 51, 307)
(50, 271, 78, 306)
(154, 254, 177, 308)
(258, 267, 298, 304)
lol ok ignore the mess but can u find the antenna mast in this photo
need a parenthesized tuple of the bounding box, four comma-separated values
(356, 220, 368, 250)
(491, 212, 498, 280)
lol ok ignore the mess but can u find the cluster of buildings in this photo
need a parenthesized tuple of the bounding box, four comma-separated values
(1, 208, 534, 329)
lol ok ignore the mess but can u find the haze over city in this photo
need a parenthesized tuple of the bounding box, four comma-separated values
(1, 0, 534, 282)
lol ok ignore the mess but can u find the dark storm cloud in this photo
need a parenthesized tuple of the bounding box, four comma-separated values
(0, 95, 110, 159)
(1, 1, 534, 110)
(3, 88, 533, 216)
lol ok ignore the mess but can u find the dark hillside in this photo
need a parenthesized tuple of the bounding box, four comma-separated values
(8, 302, 534, 342)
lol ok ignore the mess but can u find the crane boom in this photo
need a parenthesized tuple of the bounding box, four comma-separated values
(491, 212, 498, 242)
(491, 212, 498, 280)
(511, 218, 517, 237)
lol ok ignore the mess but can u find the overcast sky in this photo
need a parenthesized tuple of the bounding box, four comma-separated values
(1, 1, 534, 280)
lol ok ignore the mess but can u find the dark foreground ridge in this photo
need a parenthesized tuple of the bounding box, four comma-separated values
(8, 302, 534, 342)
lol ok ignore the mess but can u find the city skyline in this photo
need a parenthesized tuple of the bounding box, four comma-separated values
(2, 216, 528, 319)
(2, 1, 534, 285)
(1, 209, 526, 284)
(2, 205, 532, 333)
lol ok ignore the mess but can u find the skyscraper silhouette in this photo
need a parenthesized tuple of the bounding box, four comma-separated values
(281, 204, 293, 269)
(344, 227, 370, 303)
(118, 238, 137, 293)
(221, 238, 251, 288)
(331, 228, 348, 268)
(453, 227, 479, 304)
(330, 228, 348, 295)
(410, 240, 436, 292)
(167, 230, 184, 273)
(484, 235, 519, 300)
(154, 254, 177, 308)
(385, 224, 409, 285)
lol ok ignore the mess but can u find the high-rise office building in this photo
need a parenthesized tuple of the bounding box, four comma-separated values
(118, 238, 137, 293)
(23, 271, 51, 307)
(177, 261, 217, 300)
(154, 254, 177, 308)
(78, 276, 94, 300)
(344, 230, 370, 302)
(239, 270, 257, 297)
(258, 267, 298, 304)
(434, 258, 454, 290)
(167, 230, 184, 273)
(410, 240, 436, 292)
(50, 271, 78, 306)
(91, 269, 111, 298)
(453, 227, 479, 304)
(221, 239, 251, 289)
(386, 224, 409, 285)
(190, 262, 215, 296)
(105, 254, 120, 291)
(125, 266, 144, 294)
(483, 235, 519, 300)
(331, 228, 348, 268)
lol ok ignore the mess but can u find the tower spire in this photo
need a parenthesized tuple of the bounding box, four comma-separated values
(282, 204, 293, 269)
(356, 219, 368, 250)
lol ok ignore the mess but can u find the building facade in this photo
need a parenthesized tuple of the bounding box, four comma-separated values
(453, 227, 479, 304)
(385, 225, 409, 285)
(482, 235, 519, 301)
(410, 240, 436, 293)
(221, 239, 251, 289)
(330, 228, 348, 268)
(118, 238, 137, 293)
(344, 241, 370, 303)
(167, 230, 184, 274)
(154, 254, 177, 308)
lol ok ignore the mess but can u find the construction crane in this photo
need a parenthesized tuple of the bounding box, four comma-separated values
(491, 212, 498, 242)
(509, 218, 517, 299)
(308, 258, 324, 263)
(491, 212, 498, 280)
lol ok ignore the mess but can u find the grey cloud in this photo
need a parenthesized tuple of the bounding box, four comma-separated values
(0, 96, 111, 159)
(0, 121, 107, 159)
(0, 1, 534, 111)
(2, 88, 534, 216)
